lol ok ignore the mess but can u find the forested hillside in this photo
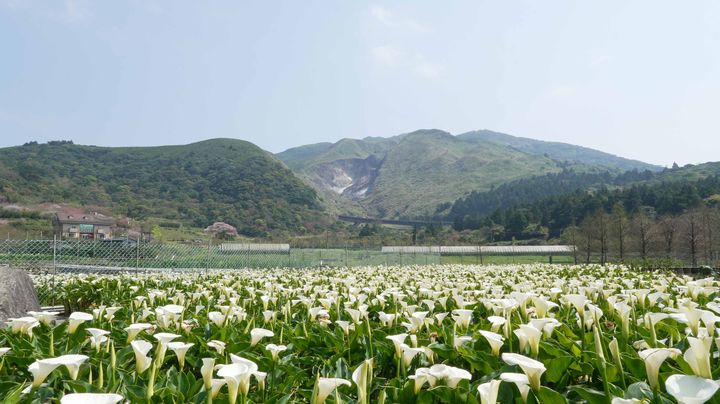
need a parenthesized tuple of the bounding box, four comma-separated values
(278, 129, 663, 218)
(443, 169, 656, 219)
(0, 139, 325, 236)
(448, 169, 720, 265)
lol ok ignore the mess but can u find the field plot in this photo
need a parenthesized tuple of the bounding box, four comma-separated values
(2, 264, 720, 403)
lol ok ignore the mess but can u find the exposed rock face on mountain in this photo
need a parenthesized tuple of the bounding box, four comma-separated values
(314, 155, 382, 199)
(278, 129, 662, 218)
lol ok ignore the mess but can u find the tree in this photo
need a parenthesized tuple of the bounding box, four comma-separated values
(151, 225, 163, 242)
(583, 209, 610, 265)
(631, 209, 654, 259)
(680, 211, 702, 267)
(700, 206, 718, 265)
(578, 215, 597, 264)
(611, 202, 628, 261)
(680, 210, 702, 267)
(561, 220, 580, 264)
(204, 222, 238, 240)
(657, 216, 677, 259)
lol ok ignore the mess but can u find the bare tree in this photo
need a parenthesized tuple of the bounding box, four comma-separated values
(597, 210, 609, 265)
(578, 216, 595, 264)
(582, 209, 609, 264)
(612, 202, 628, 261)
(700, 207, 718, 266)
(657, 216, 677, 259)
(681, 210, 702, 267)
(561, 220, 580, 264)
(631, 210, 655, 260)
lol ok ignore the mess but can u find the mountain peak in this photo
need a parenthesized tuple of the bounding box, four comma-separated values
(278, 128, 664, 218)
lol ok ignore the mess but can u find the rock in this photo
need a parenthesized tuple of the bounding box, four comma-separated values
(0, 266, 41, 322)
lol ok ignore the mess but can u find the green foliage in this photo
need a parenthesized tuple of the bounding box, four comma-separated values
(447, 169, 654, 220)
(452, 173, 720, 240)
(279, 129, 662, 219)
(0, 139, 326, 235)
(8, 264, 717, 403)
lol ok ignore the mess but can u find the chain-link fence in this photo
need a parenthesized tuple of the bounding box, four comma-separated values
(0, 238, 442, 274)
(1, 238, 444, 307)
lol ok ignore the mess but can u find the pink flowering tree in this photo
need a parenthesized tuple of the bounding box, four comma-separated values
(204, 222, 238, 240)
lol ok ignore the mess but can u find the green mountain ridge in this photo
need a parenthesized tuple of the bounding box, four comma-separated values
(457, 130, 661, 172)
(278, 129, 662, 218)
(0, 138, 326, 236)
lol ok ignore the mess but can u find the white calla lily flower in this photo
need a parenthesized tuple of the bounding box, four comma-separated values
(217, 363, 251, 404)
(124, 323, 152, 342)
(211, 379, 226, 399)
(638, 348, 681, 388)
(500, 372, 531, 402)
(401, 344, 425, 367)
(67, 312, 94, 334)
(386, 333, 408, 359)
(201, 358, 215, 390)
(665, 374, 720, 404)
(7, 316, 40, 336)
(479, 330, 504, 356)
(167, 341, 194, 368)
(86, 328, 110, 352)
(502, 353, 545, 391)
(352, 358, 374, 404)
(250, 327, 274, 347)
(265, 343, 287, 361)
(477, 379, 501, 404)
(208, 340, 226, 355)
(28, 311, 59, 326)
(452, 309, 473, 329)
(684, 336, 713, 379)
(131, 340, 153, 374)
(415, 364, 472, 388)
(311, 377, 351, 404)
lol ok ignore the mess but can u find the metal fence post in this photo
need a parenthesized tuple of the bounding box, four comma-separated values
(136, 235, 140, 273)
(52, 235, 57, 274)
(52, 235, 57, 306)
(206, 239, 211, 274)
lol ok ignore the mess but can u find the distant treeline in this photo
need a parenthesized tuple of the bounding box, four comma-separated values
(453, 172, 720, 235)
(445, 171, 720, 266)
(23, 140, 75, 146)
(0, 208, 47, 220)
(444, 169, 656, 219)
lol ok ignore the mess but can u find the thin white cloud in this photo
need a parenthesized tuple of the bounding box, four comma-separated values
(130, 0, 165, 16)
(0, 0, 91, 23)
(61, 0, 91, 23)
(372, 45, 405, 67)
(371, 45, 442, 80)
(0, 0, 21, 9)
(370, 5, 428, 33)
(413, 62, 442, 79)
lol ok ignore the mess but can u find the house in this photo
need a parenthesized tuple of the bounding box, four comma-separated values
(53, 210, 115, 240)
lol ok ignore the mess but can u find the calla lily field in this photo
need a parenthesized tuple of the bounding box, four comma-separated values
(2, 264, 720, 403)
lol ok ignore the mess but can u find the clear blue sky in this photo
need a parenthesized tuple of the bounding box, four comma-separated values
(1, 1, 719, 166)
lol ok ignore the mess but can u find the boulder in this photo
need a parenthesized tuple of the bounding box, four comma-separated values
(0, 266, 41, 322)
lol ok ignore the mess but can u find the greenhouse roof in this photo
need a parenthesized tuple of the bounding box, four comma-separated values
(381, 245, 575, 256)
